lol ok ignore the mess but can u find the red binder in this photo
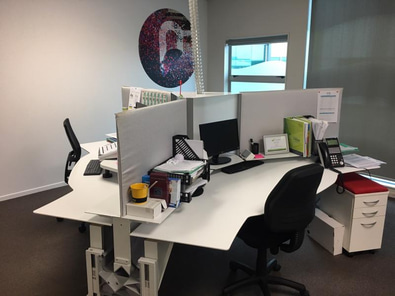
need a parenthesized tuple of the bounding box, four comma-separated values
(149, 172, 170, 205)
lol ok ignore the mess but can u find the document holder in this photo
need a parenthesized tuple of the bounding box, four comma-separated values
(172, 135, 210, 180)
(149, 135, 210, 203)
(173, 135, 210, 202)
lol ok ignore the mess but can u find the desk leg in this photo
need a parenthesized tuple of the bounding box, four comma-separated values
(97, 217, 140, 295)
(139, 240, 173, 296)
(86, 224, 112, 296)
(113, 217, 140, 275)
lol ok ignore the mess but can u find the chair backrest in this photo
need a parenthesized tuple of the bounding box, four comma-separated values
(264, 163, 324, 234)
(63, 118, 81, 161)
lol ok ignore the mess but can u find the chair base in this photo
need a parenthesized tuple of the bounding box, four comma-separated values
(224, 259, 309, 296)
(223, 275, 309, 296)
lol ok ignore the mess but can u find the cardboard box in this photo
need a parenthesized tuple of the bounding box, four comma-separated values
(126, 199, 162, 219)
(307, 208, 345, 255)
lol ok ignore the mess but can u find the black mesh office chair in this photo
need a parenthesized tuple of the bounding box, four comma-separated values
(63, 118, 81, 184)
(61, 118, 86, 233)
(223, 163, 324, 296)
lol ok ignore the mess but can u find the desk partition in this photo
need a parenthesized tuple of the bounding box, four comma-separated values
(116, 89, 343, 215)
(239, 88, 343, 152)
(116, 100, 187, 216)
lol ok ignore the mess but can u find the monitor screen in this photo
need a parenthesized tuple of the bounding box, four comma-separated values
(199, 118, 240, 165)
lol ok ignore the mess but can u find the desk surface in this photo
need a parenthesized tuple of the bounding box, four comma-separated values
(34, 141, 360, 249)
(34, 141, 120, 226)
(131, 157, 339, 251)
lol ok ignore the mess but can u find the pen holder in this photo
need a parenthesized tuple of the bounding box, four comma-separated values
(251, 142, 259, 154)
(130, 183, 148, 204)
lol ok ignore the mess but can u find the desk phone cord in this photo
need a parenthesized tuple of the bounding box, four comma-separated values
(330, 167, 373, 195)
(330, 167, 345, 194)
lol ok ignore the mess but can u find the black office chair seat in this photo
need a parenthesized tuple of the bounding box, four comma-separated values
(225, 216, 309, 296)
(223, 163, 323, 296)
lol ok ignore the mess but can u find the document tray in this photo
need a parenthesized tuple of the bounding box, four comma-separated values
(172, 135, 210, 182)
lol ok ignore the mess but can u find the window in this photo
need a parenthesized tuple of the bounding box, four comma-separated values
(226, 35, 288, 92)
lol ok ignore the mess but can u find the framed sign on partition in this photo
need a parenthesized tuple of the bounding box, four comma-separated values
(263, 134, 289, 155)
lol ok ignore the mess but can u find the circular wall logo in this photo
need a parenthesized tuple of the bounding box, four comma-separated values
(139, 9, 193, 88)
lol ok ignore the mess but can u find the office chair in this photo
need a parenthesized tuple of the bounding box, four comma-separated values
(63, 118, 82, 184)
(61, 118, 86, 233)
(223, 163, 324, 296)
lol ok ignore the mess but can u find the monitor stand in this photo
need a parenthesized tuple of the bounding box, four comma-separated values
(209, 155, 231, 165)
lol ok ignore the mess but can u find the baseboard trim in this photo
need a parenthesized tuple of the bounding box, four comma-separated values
(0, 182, 67, 202)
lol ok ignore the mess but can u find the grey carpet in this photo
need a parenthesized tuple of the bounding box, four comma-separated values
(1, 187, 394, 296)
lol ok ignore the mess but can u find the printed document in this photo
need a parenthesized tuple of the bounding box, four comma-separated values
(343, 154, 386, 169)
(317, 90, 339, 123)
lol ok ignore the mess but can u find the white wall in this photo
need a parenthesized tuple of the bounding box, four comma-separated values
(0, 0, 207, 200)
(206, 0, 310, 91)
(1, 0, 310, 200)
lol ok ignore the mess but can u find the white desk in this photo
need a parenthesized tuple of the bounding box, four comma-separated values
(34, 143, 343, 296)
(132, 157, 338, 250)
(34, 141, 126, 295)
(34, 141, 119, 225)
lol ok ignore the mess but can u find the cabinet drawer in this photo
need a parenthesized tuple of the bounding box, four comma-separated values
(348, 216, 385, 252)
(353, 205, 387, 219)
(353, 192, 388, 208)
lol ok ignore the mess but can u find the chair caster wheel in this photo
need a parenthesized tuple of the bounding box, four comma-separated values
(78, 223, 87, 233)
(273, 263, 281, 271)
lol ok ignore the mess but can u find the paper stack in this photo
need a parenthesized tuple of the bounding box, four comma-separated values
(343, 154, 386, 169)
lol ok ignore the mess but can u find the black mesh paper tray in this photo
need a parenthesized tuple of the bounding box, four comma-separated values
(172, 135, 201, 160)
(172, 135, 210, 182)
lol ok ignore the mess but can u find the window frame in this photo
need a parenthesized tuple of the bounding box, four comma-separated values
(226, 35, 288, 92)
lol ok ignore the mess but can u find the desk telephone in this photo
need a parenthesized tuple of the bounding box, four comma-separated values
(317, 138, 344, 168)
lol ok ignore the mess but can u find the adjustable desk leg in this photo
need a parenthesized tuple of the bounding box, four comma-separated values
(86, 218, 142, 295)
(86, 224, 112, 296)
(113, 217, 140, 275)
(139, 240, 173, 296)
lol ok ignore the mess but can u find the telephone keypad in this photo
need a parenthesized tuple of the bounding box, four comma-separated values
(330, 154, 344, 167)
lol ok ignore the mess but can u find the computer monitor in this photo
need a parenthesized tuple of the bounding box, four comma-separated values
(199, 118, 240, 165)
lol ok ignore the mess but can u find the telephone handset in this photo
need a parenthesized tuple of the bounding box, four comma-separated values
(317, 138, 344, 168)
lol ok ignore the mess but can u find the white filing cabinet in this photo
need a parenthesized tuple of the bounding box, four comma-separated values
(318, 173, 389, 254)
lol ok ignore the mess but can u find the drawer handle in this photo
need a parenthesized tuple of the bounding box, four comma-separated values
(362, 211, 379, 218)
(363, 200, 380, 206)
(361, 222, 377, 228)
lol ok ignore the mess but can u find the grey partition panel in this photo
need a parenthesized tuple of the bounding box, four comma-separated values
(239, 89, 342, 152)
(116, 100, 187, 215)
(186, 93, 239, 139)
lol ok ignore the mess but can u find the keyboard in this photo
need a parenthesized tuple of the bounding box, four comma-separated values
(84, 159, 103, 176)
(221, 160, 264, 174)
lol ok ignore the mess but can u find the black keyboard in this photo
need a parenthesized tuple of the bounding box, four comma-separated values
(84, 159, 103, 176)
(221, 160, 264, 174)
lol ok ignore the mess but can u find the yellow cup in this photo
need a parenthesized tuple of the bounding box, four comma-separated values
(130, 183, 148, 203)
